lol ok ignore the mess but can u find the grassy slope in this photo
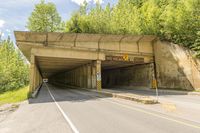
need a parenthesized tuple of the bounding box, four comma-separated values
(0, 86, 29, 106)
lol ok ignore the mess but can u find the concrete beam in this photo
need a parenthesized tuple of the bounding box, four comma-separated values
(32, 47, 105, 61)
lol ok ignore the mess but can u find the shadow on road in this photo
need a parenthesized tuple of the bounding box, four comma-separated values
(28, 83, 190, 105)
(28, 84, 109, 104)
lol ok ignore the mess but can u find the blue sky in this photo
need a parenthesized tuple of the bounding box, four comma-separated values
(0, 0, 118, 41)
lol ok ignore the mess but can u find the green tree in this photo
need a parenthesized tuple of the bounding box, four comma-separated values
(0, 38, 29, 92)
(27, 0, 63, 32)
(66, 12, 82, 33)
(192, 32, 200, 57)
(159, 0, 200, 47)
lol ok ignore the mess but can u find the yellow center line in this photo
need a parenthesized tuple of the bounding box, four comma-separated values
(104, 98, 200, 130)
(70, 89, 200, 130)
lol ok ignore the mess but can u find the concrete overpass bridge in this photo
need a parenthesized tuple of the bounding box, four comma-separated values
(15, 31, 200, 94)
(15, 31, 157, 93)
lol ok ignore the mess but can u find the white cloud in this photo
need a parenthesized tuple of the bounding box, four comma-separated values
(6, 29, 11, 33)
(71, 0, 103, 5)
(0, 32, 5, 38)
(0, 19, 5, 28)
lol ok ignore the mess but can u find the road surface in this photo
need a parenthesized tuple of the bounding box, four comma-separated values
(0, 84, 200, 133)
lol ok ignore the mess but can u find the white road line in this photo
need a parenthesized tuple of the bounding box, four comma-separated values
(45, 83, 79, 133)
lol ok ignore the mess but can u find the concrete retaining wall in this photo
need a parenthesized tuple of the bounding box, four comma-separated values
(154, 41, 200, 91)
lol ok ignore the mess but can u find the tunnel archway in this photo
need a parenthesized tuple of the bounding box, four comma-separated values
(15, 31, 156, 93)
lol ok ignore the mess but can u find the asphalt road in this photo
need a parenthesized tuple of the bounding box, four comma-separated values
(0, 84, 200, 133)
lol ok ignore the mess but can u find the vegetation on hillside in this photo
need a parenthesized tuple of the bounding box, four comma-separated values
(66, 0, 200, 57)
(0, 38, 29, 93)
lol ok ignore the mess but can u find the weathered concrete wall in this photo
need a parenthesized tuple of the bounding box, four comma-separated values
(51, 64, 92, 88)
(50, 61, 101, 90)
(102, 64, 153, 88)
(154, 41, 200, 90)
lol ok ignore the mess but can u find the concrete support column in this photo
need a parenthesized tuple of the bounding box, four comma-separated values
(92, 60, 102, 90)
(30, 54, 36, 93)
(78, 67, 81, 87)
(30, 54, 42, 94)
(96, 60, 102, 90)
(83, 65, 87, 88)
(87, 64, 92, 88)
(91, 61, 96, 89)
(29, 53, 42, 93)
(80, 66, 83, 87)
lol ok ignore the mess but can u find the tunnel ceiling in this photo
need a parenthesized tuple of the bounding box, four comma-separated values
(36, 56, 91, 78)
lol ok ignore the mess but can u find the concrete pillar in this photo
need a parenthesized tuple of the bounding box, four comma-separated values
(30, 54, 42, 94)
(91, 61, 96, 89)
(96, 60, 102, 90)
(87, 64, 92, 88)
(92, 60, 102, 90)
(80, 67, 84, 87)
(30, 54, 35, 93)
(78, 67, 81, 87)
(84, 65, 86, 88)
(84, 65, 88, 88)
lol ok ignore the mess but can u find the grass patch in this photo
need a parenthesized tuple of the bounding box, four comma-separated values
(0, 86, 29, 106)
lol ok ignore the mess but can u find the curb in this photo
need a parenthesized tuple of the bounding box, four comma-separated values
(31, 83, 43, 98)
(108, 86, 200, 96)
(83, 89, 158, 104)
(188, 92, 200, 96)
(112, 87, 189, 95)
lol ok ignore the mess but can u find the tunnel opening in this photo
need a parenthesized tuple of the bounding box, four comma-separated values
(35, 55, 154, 91)
(36, 56, 94, 88)
(101, 60, 154, 90)
(38, 56, 155, 91)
